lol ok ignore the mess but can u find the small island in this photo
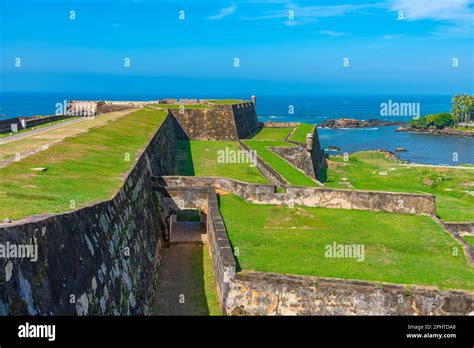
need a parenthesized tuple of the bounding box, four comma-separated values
(319, 118, 406, 129)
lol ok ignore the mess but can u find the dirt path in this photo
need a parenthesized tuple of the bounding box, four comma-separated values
(0, 110, 134, 167)
(0, 117, 86, 145)
(152, 244, 211, 315)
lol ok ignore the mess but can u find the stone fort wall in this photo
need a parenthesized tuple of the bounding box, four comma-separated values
(154, 186, 236, 310)
(0, 113, 178, 315)
(226, 271, 474, 315)
(155, 176, 436, 216)
(2, 100, 461, 316)
(154, 182, 473, 316)
(67, 100, 261, 140)
(170, 102, 260, 140)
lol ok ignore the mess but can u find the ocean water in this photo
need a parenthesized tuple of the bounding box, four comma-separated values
(1, 92, 472, 165)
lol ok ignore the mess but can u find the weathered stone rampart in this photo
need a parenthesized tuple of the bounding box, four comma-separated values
(444, 223, 474, 235)
(154, 185, 236, 311)
(232, 103, 261, 139)
(154, 182, 472, 316)
(1, 100, 461, 317)
(171, 102, 259, 140)
(154, 176, 436, 216)
(0, 113, 179, 315)
(226, 271, 474, 315)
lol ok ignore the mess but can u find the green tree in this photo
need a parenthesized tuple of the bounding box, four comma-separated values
(432, 113, 455, 129)
(409, 113, 455, 129)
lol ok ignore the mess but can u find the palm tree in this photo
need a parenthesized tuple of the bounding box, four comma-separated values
(451, 95, 462, 122)
(451, 94, 473, 124)
(465, 95, 474, 123)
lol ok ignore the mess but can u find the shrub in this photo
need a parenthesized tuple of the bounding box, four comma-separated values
(409, 112, 455, 129)
(409, 117, 428, 129)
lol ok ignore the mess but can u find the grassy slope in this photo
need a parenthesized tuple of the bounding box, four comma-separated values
(0, 108, 167, 220)
(325, 151, 474, 222)
(465, 236, 474, 248)
(244, 126, 317, 187)
(174, 140, 268, 184)
(245, 140, 317, 187)
(0, 111, 134, 161)
(220, 194, 474, 291)
(252, 127, 293, 141)
(289, 123, 315, 143)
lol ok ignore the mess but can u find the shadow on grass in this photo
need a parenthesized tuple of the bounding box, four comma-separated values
(174, 140, 195, 175)
(216, 193, 242, 272)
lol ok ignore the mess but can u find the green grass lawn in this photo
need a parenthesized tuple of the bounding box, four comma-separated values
(289, 123, 314, 143)
(0, 117, 80, 138)
(206, 99, 247, 105)
(324, 151, 474, 222)
(251, 127, 293, 141)
(220, 194, 474, 291)
(174, 140, 268, 184)
(0, 107, 168, 220)
(244, 140, 317, 187)
(454, 126, 474, 133)
(465, 236, 474, 248)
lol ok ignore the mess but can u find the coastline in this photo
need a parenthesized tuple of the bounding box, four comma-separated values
(395, 126, 474, 138)
(318, 118, 406, 129)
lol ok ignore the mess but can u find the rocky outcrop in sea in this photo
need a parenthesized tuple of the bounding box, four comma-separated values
(319, 118, 406, 129)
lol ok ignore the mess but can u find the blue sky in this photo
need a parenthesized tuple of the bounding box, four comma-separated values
(1, 0, 473, 95)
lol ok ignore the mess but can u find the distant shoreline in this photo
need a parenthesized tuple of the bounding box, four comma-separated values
(318, 118, 474, 138)
(395, 126, 474, 138)
(318, 118, 406, 129)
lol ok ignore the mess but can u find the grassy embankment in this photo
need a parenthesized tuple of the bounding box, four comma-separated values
(174, 140, 268, 184)
(464, 236, 474, 248)
(219, 194, 474, 291)
(324, 151, 474, 222)
(288, 123, 315, 143)
(0, 107, 168, 220)
(244, 126, 318, 187)
(0, 111, 135, 162)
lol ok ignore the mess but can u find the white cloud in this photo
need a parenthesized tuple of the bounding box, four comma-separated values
(391, 0, 474, 21)
(382, 34, 404, 40)
(243, 2, 385, 22)
(391, 0, 474, 36)
(207, 4, 237, 20)
(318, 30, 348, 36)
